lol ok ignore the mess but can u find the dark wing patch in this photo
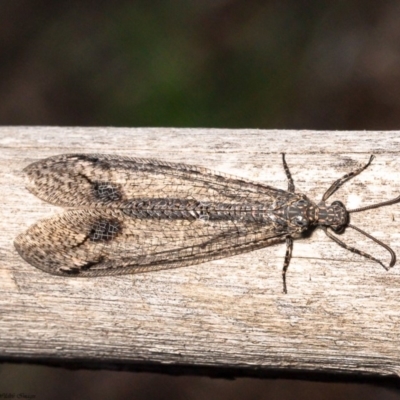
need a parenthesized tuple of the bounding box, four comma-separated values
(22, 154, 293, 208)
(14, 209, 286, 276)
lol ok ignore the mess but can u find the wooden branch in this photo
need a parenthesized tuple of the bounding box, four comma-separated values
(2, 127, 400, 380)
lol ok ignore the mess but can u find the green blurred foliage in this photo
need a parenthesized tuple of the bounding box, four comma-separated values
(1, 1, 400, 127)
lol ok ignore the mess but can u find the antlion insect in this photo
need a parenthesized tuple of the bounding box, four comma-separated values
(14, 154, 400, 293)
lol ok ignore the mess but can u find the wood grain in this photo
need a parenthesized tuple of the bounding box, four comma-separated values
(1, 127, 400, 379)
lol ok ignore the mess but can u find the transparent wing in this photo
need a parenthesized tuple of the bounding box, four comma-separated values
(22, 154, 292, 207)
(14, 209, 286, 276)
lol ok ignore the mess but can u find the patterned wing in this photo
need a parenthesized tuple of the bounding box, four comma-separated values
(22, 154, 292, 208)
(14, 209, 287, 276)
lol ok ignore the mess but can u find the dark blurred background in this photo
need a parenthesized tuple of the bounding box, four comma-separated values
(2, 0, 400, 129)
(1, 1, 400, 399)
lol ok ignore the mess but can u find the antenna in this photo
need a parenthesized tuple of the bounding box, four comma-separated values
(322, 155, 399, 270)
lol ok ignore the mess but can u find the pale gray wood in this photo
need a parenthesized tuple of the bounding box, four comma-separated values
(1, 127, 400, 378)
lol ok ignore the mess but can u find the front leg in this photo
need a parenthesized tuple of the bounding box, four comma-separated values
(322, 155, 374, 201)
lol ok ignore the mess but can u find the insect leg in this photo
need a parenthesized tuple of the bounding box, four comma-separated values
(282, 236, 293, 294)
(281, 153, 295, 193)
(322, 155, 374, 201)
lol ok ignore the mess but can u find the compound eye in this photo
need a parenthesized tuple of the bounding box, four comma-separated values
(331, 225, 345, 234)
(295, 199, 308, 207)
(292, 215, 308, 227)
(331, 200, 345, 208)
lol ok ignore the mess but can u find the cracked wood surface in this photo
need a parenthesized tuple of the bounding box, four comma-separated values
(1, 127, 400, 379)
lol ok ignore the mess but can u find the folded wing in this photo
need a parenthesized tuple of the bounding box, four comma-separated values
(14, 209, 286, 276)
(22, 154, 291, 207)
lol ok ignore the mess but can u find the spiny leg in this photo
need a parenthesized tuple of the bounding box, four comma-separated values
(282, 236, 293, 294)
(281, 153, 295, 193)
(322, 155, 374, 201)
(322, 226, 390, 271)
